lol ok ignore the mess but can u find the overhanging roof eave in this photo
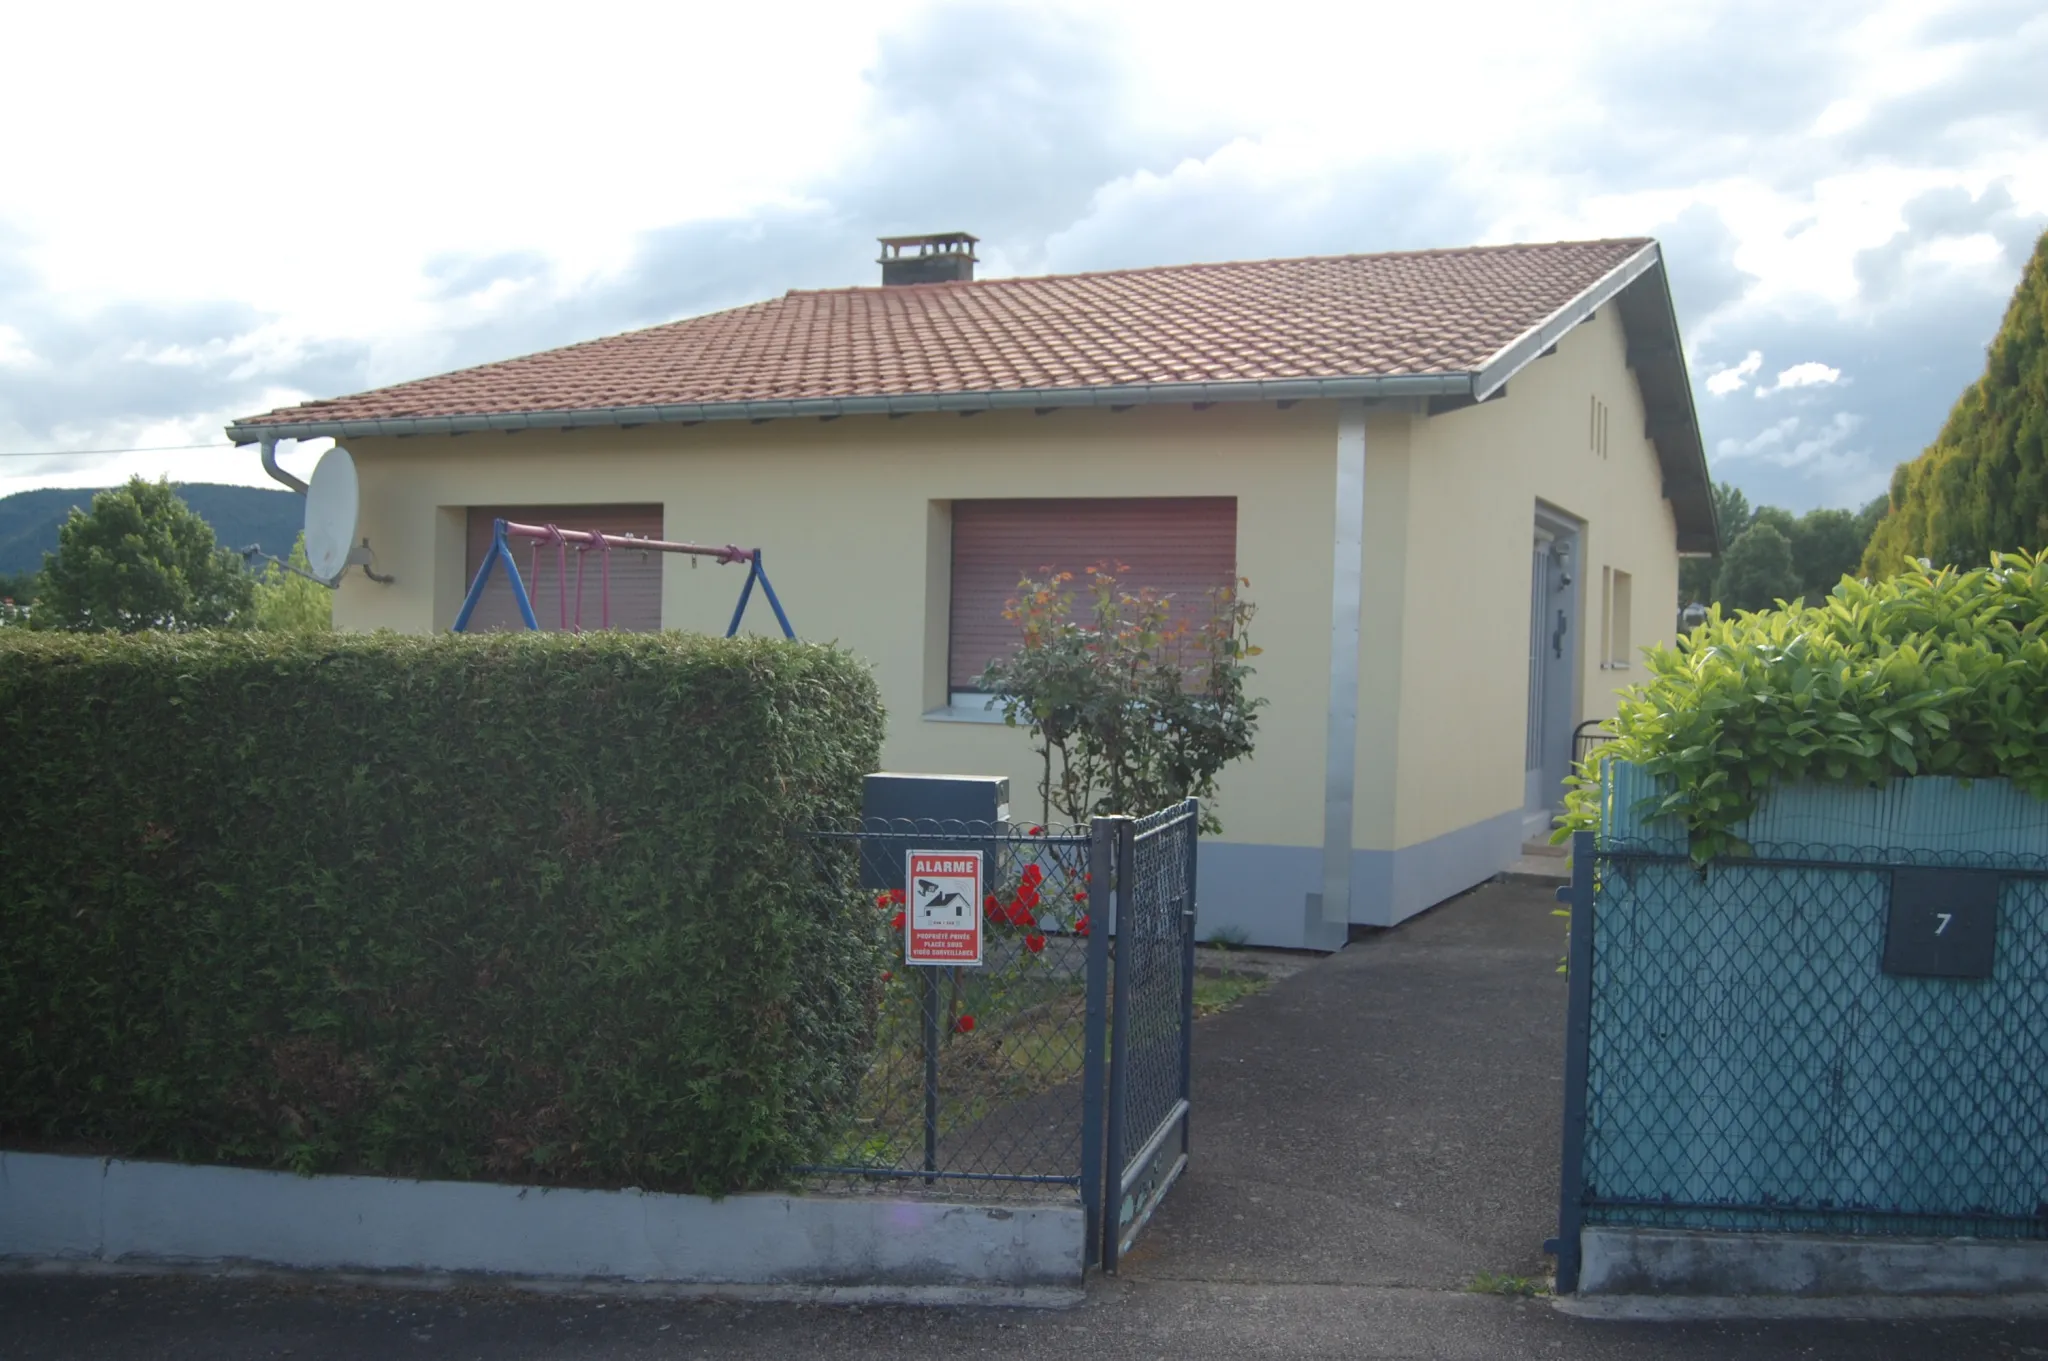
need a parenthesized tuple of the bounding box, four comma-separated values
(223, 372, 1477, 446)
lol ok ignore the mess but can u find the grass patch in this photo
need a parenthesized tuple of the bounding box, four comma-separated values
(1193, 971, 1271, 1017)
(1467, 1272, 1547, 1298)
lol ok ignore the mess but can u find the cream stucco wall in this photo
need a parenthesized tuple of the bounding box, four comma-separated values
(323, 314, 1682, 938)
(331, 403, 1342, 852)
(1396, 308, 1680, 847)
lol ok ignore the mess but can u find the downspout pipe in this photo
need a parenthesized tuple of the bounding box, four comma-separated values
(258, 435, 308, 494)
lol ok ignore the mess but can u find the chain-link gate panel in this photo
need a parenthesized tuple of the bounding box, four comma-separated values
(1102, 800, 1200, 1270)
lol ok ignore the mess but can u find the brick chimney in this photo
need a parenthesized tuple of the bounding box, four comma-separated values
(878, 232, 978, 285)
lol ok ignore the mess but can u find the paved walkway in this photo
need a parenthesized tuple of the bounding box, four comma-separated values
(1124, 878, 1568, 1290)
(6, 881, 2044, 1358)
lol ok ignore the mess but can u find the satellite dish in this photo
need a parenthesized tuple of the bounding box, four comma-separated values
(303, 446, 360, 583)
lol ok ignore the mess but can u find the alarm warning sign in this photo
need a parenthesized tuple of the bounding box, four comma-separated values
(905, 850, 984, 966)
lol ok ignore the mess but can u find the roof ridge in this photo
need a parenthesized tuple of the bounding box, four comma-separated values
(783, 237, 1658, 300)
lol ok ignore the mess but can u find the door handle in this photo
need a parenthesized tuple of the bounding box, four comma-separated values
(1552, 609, 1568, 658)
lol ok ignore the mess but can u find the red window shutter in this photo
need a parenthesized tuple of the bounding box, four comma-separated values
(463, 506, 665, 632)
(949, 498, 1238, 691)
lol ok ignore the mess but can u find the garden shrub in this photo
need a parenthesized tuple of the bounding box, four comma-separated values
(980, 564, 1263, 834)
(0, 630, 883, 1194)
(1561, 552, 2048, 860)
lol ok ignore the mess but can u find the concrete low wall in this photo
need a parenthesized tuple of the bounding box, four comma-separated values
(0, 1152, 1083, 1299)
(1580, 1227, 2048, 1297)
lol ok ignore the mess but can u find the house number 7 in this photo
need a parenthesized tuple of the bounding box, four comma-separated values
(1935, 913, 1953, 935)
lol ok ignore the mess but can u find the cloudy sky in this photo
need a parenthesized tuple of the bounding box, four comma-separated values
(1, 0, 2042, 514)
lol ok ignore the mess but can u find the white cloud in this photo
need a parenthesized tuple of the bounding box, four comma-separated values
(1707, 350, 1764, 396)
(2, 0, 2044, 506)
(0, 325, 40, 371)
(1757, 361, 1845, 395)
(1713, 410, 1883, 502)
(1813, 98, 1870, 136)
(1718, 416, 1802, 459)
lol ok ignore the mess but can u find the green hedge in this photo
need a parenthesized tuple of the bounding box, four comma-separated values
(1561, 552, 2048, 859)
(0, 631, 884, 1193)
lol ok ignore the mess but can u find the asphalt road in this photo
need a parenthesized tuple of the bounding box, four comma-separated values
(7, 881, 2044, 1359)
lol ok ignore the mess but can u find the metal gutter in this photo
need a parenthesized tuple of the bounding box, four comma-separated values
(1470, 243, 1663, 402)
(258, 434, 308, 494)
(224, 372, 1475, 446)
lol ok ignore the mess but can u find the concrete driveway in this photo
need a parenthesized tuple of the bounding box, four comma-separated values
(6, 881, 2045, 1358)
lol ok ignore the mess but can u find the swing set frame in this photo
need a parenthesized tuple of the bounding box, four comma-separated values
(451, 518, 794, 638)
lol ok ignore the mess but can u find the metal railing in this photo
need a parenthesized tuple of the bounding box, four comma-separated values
(1571, 718, 1616, 773)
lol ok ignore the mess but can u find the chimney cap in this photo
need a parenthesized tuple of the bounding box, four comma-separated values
(877, 231, 979, 261)
(877, 232, 979, 286)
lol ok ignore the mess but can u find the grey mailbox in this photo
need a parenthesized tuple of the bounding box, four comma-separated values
(859, 772, 1010, 894)
(1882, 867, 2000, 980)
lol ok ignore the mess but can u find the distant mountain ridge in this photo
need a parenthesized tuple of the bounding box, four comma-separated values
(0, 483, 303, 576)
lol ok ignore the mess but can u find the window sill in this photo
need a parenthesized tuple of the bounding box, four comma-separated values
(924, 693, 1011, 725)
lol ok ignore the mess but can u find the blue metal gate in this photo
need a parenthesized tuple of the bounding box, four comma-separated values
(1091, 800, 1201, 1272)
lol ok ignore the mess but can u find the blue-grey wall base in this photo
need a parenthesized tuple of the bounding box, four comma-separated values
(1351, 806, 1525, 930)
(0, 1152, 1081, 1293)
(1579, 1226, 2048, 1298)
(1197, 806, 1522, 948)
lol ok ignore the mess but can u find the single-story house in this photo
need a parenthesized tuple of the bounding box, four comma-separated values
(227, 232, 1715, 950)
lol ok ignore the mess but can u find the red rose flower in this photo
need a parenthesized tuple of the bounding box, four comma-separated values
(1024, 933, 1046, 954)
(881, 970, 893, 982)
(890, 911, 906, 931)
(1021, 863, 1044, 886)
(1074, 889, 1088, 903)
(953, 1014, 976, 1034)
(1029, 826, 1044, 836)
(1075, 914, 1091, 937)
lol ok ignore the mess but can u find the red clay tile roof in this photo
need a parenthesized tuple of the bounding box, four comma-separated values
(235, 239, 1654, 430)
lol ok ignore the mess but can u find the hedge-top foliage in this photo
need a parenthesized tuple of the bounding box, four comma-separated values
(0, 630, 883, 1193)
(1561, 553, 2048, 860)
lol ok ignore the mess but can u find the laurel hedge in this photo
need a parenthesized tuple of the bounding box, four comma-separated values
(0, 630, 884, 1194)
(1560, 551, 2048, 860)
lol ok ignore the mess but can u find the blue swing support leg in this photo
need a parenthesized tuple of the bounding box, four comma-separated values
(452, 520, 539, 632)
(726, 551, 796, 640)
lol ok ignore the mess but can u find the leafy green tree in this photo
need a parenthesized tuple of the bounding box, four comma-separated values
(1864, 228, 2048, 575)
(1713, 521, 1802, 613)
(1681, 480, 1755, 605)
(1788, 508, 1866, 600)
(1749, 505, 1795, 538)
(249, 534, 334, 633)
(36, 478, 254, 632)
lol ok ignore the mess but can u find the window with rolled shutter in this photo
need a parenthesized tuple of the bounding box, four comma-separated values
(463, 505, 665, 632)
(948, 498, 1238, 691)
